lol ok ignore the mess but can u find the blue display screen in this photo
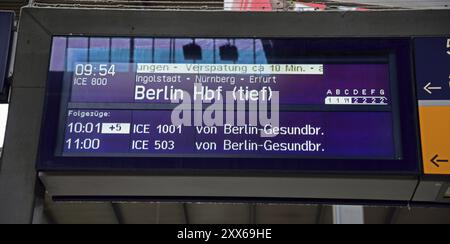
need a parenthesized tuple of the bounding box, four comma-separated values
(38, 38, 420, 173)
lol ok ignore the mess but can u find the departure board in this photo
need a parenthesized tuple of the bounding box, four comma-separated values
(46, 37, 401, 160)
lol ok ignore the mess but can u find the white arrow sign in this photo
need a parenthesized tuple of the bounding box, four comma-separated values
(424, 82, 442, 94)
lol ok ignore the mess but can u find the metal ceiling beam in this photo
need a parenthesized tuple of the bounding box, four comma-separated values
(385, 207, 400, 224)
(3, 0, 450, 13)
(111, 203, 125, 224)
(249, 204, 257, 224)
(315, 205, 324, 224)
(332, 0, 450, 9)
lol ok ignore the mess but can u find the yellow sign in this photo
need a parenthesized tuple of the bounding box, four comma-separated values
(420, 106, 450, 175)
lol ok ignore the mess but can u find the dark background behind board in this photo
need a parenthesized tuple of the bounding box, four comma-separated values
(0, 11, 14, 101)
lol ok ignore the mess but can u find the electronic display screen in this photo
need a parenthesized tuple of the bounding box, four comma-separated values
(45, 37, 402, 160)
